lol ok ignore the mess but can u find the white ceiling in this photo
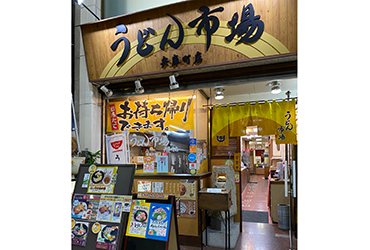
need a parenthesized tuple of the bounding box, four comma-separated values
(201, 78, 297, 104)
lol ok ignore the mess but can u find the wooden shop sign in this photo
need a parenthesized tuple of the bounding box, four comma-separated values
(81, 0, 297, 82)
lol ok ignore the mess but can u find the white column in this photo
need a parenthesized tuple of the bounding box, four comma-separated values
(74, 0, 102, 160)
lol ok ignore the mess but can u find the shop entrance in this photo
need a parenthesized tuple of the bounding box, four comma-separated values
(240, 126, 283, 224)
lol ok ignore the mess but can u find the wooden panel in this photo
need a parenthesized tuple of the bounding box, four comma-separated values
(198, 189, 231, 211)
(270, 182, 290, 222)
(212, 137, 237, 157)
(81, 0, 297, 82)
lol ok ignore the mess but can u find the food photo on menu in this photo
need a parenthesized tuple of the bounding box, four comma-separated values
(96, 224, 119, 250)
(88, 167, 117, 193)
(126, 200, 150, 238)
(146, 203, 172, 241)
(71, 221, 89, 247)
(71, 194, 100, 221)
(97, 199, 114, 222)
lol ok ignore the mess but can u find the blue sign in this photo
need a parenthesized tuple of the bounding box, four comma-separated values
(188, 153, 197, 162)
(189, 138, 197, 146)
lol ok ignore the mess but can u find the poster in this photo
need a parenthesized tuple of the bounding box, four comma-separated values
(96, 224, 119, 250)
(87, 166, 118, 194)
(156, 156, 168, 173)
(138, 181, 151, 192)
(152, 182, 164, 193)
(126, 200, 150, 238)
(122, 196, 133, 213)
(106, 96, 194, 133)
(143, 156, 154, 173)
(106, 133, 129, 164)
(72, 194, 101, 221)
(179, 180, 196, 200)
(97, 195, 125, 223)
(71, 221, 89, 247)
(146, 203, 172, 241)
(178, 200, 196, 218)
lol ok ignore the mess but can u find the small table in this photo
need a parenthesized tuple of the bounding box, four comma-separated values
(198, 188, 231, 250)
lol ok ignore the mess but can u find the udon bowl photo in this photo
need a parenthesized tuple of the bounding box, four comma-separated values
(134, 210, 148, 222)
(72, 223, 88, 237)
(152, 207, 167, 221)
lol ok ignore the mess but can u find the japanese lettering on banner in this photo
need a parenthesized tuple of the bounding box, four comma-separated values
(212, 99, 297, 145)
(107, 96, 194, 133)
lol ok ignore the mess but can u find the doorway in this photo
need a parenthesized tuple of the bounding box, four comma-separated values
(240, 126, 276, 224)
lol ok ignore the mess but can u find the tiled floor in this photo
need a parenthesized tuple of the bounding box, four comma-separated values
(241, 174, 272, 223)
(180, 174, 297, 250)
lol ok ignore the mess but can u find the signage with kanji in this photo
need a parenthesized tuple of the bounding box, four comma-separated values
(80, 0, 296, 82)
(107, 96, 194, 133)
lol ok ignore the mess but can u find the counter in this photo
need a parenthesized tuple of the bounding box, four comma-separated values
(269, 178, 290, 223)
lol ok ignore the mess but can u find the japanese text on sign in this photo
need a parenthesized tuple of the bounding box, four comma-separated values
(107, 96, 194, 133)
(110, 3, 264, 67)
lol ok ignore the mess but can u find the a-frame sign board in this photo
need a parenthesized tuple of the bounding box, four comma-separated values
(71, 164, 136, 250)
(124, 194, 180, 250)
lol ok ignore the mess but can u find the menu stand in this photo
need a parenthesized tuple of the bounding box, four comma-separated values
(123, 194, 180, 250)
(71, 164, 136, 250)
(198, 188, 232, 250)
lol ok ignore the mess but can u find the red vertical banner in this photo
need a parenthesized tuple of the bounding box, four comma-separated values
(109, 103, 119, 131)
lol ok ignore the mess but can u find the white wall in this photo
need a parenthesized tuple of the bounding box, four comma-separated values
(103, 0, 186, 18)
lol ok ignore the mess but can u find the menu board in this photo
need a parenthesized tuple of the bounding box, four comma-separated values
(72, 221, 90, 247)
(126, 201, 172, 242)
(96, 224, 120, 250)
(72, 164, 136, 250)
(179, 180, 196, 200)
(87, 166, 118, 194)
(72, 194, 101, 221)
(96, 195, 128, 223)
(178, 200, 196, 219)
(146, 203, 172, 242)
(126, 200, 151, 238)
(156, 156, 168, 173)
(143, 156, 154, 173)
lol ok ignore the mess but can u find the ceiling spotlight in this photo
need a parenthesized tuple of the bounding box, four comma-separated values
(215, 88, 224, 100)
(169, 73, 179, 90)
(100, 85, 113, 97)
(267, 81, 281, 94)
(135, 78, 144, 94)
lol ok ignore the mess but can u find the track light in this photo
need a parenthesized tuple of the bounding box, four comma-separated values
(267, 81, 281, 94)
(169, 73, 179, 90)
(215, 88, 224, 100)
(135, 78, 144, 94)
(100, 85, 113, 97)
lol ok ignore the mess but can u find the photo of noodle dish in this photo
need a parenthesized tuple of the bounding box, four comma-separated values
(101, 225, 118, 243)
(92, 170, 105, 184)
(72, 223, 88, 238)
(134, 210, 147, 222)
(152, 207, 167, 221)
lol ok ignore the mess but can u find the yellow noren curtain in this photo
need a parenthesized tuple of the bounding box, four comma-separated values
(212, 99, 297, 145)
(211, 104, 229, 146)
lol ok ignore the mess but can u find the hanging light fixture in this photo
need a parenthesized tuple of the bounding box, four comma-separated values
(267, 81, 281, 94)
(100, 85, 113, 97)
(135, 78, 144, 94)
(215, 87, 224, 100)
(169, 73, 179, 90)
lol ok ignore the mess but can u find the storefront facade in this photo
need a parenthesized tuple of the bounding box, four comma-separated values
(73, 0, 297, 246)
